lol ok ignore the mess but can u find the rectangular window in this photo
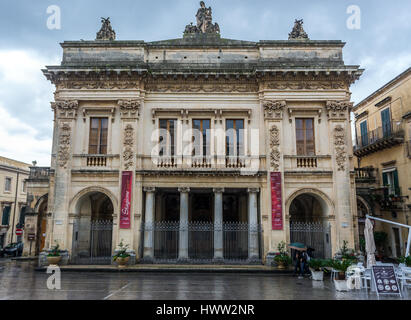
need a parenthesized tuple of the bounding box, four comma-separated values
(296, 118, 315, 156)
(226, 119, 244, 156)
(192, 119, 211, 156)
(382, 169, 399, 196)
(22, 180, 27, 193)
(159, 119, 176, 156)
(4, 177, 11, 192)
(360, 120, 368, 146)
(1, 206, 11, 226)
(381, 108, 391, 138)
(89, 117, 108, 154)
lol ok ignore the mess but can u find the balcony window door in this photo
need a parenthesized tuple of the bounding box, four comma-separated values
(360, 120, 368, 147)
(89, 118, 108, 154)
(159, 119, 176, 157)
(192, 119, 210, 157)
(382, 169, 399, 196)
(296, 118, 315, 156)
(1, 206, 10, 226)
(226, 119, 244, 157)
(381, 108, 391, 138)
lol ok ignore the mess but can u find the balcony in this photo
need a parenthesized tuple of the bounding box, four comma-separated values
(354, 122, 404, 157)
(354, 167, 377, 183)
(72, 154, 120, 170)
(283, 155, 332, 172)
(28, 167, 50, 181)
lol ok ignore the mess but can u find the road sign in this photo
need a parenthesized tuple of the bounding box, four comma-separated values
(372, 265, 401, 297)
(28, 233, 36, 241)
(15, 228, 23, 236)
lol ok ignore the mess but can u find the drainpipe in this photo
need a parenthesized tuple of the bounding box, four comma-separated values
(10, 171, 19, 243)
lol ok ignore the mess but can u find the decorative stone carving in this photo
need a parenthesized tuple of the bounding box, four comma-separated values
(123, 124, 134, 170)
(184, 1, 220, 35)
(263, 100, 286, 119)
(56, 80, 141, 90)
(334, 125, 347, 171)
(58, 122, 71, 168)
(265, 81, 346, 90)
(288, 19, 309, 40)
(51, 100, 79, 119)
(145, 82, 257, 93)
(326, 101, 353, 119)
(118, 100, 140, 119)
(269, 125, 281, 171)
(178, 187, 191, 193)
(96, 17, 116, 41)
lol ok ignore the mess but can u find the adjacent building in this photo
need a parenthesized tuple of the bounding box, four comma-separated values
(353, 67, 411, 259)
(29, 4, 363, 265)
(0, 156, 30, 248)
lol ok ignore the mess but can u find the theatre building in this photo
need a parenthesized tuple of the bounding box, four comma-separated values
(30, 4, 363, 265)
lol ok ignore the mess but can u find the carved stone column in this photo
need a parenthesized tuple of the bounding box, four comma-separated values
(213, 188, 224, 260)
(48, 100, 78, 258)
(143, 187, 155, 260)
(247, 188, 260, 261)
(178, 187, 190, 260)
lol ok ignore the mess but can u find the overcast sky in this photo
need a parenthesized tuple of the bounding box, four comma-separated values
(0, 0, 410, 165)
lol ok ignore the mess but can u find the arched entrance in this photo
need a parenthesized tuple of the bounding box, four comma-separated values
(288, 191, 332, 259)
(71, 190, 114, 264)
(35, 195, 48, 255)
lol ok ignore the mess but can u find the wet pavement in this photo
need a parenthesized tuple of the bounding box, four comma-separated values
(0, 258, 409, 300)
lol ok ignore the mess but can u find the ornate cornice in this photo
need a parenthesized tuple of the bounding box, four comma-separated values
(263, 100, 286, 119)
(145, 81, 258, 93)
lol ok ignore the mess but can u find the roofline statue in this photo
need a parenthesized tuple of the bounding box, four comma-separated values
(288, 19, 309, 40)
(96, 17, 116, 41)
(184, 1, 220, 35)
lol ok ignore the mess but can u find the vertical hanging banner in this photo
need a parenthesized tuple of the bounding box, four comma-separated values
(271, 172, 283, 230)
(120, 171, 132, 229)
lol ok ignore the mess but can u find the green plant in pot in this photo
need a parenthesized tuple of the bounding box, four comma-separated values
(47, 243, 62, 265)
(330, 259, 353, 280)
(273, 241, 292, 269)
(398, 256, 411, 267)
(113, 240, 130, 268)
(308, 259, 325, 281)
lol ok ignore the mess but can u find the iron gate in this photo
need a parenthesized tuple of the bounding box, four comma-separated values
(290, 221, 331, 259)
(72, 219, 113, 265)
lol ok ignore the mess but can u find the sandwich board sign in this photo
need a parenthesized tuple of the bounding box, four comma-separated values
(372, 265, 401, 297)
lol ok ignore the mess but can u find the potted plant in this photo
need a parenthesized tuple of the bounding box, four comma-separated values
(47, 243, 62, 265)
(330, 259, 354, 291)
(113, 240, 130, 268)
(308, 259, 325, 281)
(273, 241, 292, 269)
(398, 256, 411, 267)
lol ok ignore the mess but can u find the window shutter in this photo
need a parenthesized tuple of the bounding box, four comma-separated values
(392, 170, 400, 196)
(2, 206, 10, 226)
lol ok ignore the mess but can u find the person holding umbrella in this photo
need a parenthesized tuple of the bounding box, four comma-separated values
(289, 243, 307, 278)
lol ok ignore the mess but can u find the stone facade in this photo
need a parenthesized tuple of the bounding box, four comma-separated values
(35, 5, 363, 264)
(0, 156, 30, 248)
(353, 67, 411, 258)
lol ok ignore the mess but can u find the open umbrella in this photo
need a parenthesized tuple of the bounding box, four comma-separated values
(288, 242, 307, 251)
(364, 218, 376, 268)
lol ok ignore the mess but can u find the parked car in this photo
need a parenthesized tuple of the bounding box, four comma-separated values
(3, 242, 23, 257)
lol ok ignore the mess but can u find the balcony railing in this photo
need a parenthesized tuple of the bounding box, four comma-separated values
(354, 167, 376, 183)
(354, 122, 404, 156)
(28, 167, 50, 180)
(296, 156, 318, 168)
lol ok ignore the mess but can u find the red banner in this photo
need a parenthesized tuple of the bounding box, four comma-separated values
(120, 171, 132, 229)
(271, 172, 283, 230)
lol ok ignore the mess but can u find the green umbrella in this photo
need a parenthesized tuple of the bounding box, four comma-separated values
(288, 242, 307, 251)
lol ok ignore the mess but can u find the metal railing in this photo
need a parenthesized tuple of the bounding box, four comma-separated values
(148, 221, 260, 263)
(354, 122, 404, 150)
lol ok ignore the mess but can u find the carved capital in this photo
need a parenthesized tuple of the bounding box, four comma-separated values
(263, 100, 286, 119)
(143, 187, 156, 193)
(178, 187, 191, 193)
(247, 188, 260, 193)
(118, 100, 140, 119)
(326, 100, 353, 119)
(213, 188, 225, 193)
(51, 100, 79, 119)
